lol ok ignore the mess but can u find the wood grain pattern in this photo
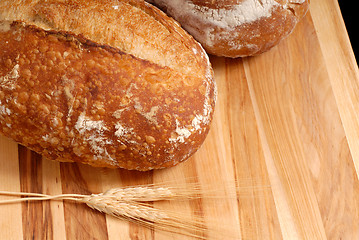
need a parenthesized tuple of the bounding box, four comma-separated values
(310, 0, 359, 176)
(0, 0, 358, 239)
(0, 136, 23, 239)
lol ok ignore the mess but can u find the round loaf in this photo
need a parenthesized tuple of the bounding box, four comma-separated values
(0, 0, 216, 170)
(146, 0, 309, 57)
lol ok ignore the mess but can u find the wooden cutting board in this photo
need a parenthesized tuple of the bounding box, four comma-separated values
(0, 0, 358, 239)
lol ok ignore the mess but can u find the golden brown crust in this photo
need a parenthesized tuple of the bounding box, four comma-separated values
(0, 0, 216, 170)
(147, 0, 309, 57)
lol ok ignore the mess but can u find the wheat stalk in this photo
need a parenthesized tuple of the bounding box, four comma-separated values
(0, 185, 208, 239)
(0, 181, 271, 239)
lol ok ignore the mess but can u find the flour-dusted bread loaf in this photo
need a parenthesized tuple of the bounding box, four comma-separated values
(0, 0, 216, 170)
(146, 0, 309, 57)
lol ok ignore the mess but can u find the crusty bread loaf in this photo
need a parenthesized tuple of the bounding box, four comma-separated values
(146, 0, 309, 57)
(0, 0, 216, 170)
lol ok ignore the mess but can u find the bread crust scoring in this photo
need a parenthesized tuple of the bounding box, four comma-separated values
(0, 0, 216, 170)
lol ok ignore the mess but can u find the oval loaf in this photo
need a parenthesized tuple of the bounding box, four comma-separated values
(0, 0, 216, 170)
(146, 0, 309, 57)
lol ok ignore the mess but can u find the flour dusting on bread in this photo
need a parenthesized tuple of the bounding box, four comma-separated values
(148, 0, 309, 57)
(0, 64, 20, 90)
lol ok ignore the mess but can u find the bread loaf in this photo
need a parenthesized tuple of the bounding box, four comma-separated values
(0, 0, 216, 170)
(146, 0, 309, 57)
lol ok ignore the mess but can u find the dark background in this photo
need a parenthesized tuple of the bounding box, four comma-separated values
(338, 2, 357, 59)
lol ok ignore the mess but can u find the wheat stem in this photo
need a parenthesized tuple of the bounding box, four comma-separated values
(0, 191, 87, 198)
(0, 190, 48, 197)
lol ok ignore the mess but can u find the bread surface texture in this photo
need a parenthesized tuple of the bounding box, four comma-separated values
(0, 0, 216, 170)
(146, 0, 309, 57)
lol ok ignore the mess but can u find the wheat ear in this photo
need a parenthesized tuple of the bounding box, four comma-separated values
(84, 198, 207, 239)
